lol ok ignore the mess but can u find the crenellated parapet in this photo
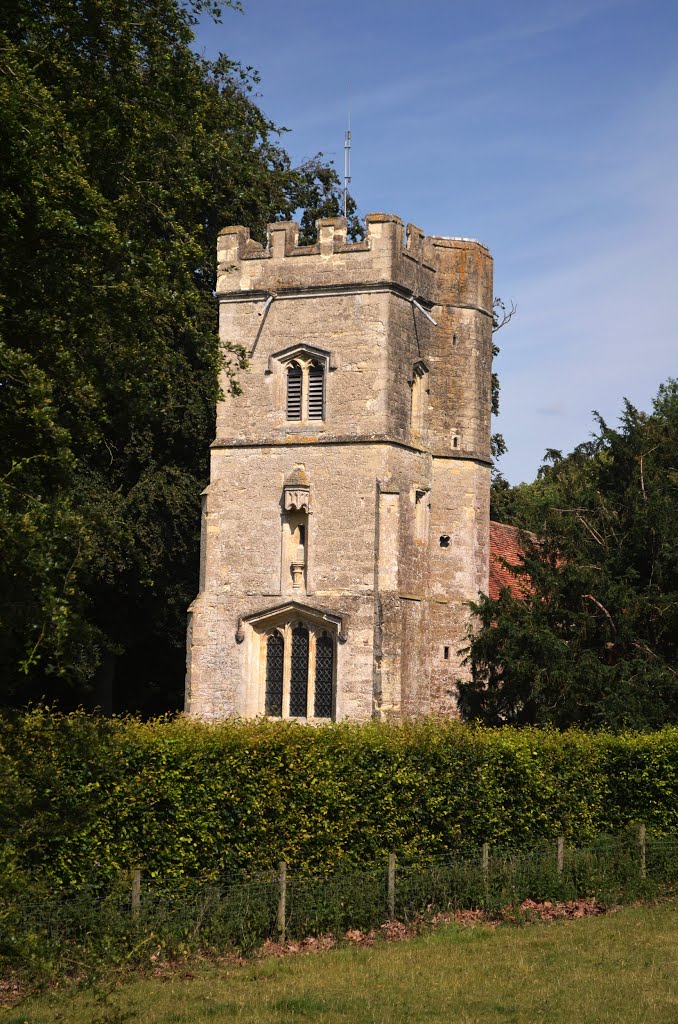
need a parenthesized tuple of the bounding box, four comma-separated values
(215, 215, 420, 307)
(216, 212, 492, 315)
(218, 213, 406, 261)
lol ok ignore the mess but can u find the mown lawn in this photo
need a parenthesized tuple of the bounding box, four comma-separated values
(5, 901, 678, 1024)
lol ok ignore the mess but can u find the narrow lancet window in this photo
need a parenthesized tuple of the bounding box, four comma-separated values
(286, 363, 302, 420)
(265, 631, 284, 716)
(289, 625, 309, 716)
(314, 632, 334, 718)
(411, 362, 429, 436)
(307, 362, 325, 420)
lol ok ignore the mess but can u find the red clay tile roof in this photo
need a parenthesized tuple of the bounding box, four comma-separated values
(489, 521, 534, 601)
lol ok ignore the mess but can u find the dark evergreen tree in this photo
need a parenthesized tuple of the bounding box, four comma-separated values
(460, 381, 678, 728)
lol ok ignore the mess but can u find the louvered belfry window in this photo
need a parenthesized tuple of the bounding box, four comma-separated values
(314, 632, 334, 718)
(263, 622, 335, 720)
(265, 631, 284, 716)
(307, 362, 324, 420)
(286, 363, 302, 420)
(284, 357, 325, 421)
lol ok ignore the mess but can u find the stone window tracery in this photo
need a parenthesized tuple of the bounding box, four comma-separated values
(261, 620, 336, 720)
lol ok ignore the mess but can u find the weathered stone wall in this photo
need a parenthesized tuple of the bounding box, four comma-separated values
(186, 213, 493, 722)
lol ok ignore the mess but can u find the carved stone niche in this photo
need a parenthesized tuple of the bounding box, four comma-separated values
(283, 466, 310, 513)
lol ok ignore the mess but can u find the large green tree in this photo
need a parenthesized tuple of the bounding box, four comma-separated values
(0, 0, 361, 712)
(459, 381, 678, 729)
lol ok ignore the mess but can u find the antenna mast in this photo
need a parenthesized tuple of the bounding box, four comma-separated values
(343, 119, 351, 220)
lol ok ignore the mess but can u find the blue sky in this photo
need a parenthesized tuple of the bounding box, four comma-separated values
(194, 0, 678, 483)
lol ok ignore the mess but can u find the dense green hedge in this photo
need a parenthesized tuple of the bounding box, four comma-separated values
(1, 710, 677, 887)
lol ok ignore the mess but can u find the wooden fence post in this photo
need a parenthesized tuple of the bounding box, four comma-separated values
(277, 860, 287, 941)
(482, 843, 489, 886)
(557, 836, 565, 875)
(131, 868, 141, 920)
(638, 824, 646, 880)
(387, 853, 396, 920)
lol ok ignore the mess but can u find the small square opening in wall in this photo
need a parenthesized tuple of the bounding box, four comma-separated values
(443, 646, 450, 660)
(439, 535, 450, 548)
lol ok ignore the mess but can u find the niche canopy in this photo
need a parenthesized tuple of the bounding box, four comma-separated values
(284, 466, 310, 513)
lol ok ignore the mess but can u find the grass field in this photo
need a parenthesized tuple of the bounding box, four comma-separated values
(5, 901, 678, 1024)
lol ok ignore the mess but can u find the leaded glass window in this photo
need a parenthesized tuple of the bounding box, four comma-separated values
(314, 632, 334, 718)
(265, 631, 284, 716)
(289, 625, 309, 716)
(262, 621, 335, 720)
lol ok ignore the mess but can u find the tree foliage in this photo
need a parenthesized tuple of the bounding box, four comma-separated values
(460, 381, 678, 728)
(0, 0, 361, 711)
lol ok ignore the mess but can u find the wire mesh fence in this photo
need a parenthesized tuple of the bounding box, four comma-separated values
(3, 830, 677, 974)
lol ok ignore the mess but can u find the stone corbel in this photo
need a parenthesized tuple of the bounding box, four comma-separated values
(235, 617, 245, 644)
(338, 613, 349, 644)
(284, 487, 310, 513)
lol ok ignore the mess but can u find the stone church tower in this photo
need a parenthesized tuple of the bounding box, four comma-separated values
(185, 213, 493, 722)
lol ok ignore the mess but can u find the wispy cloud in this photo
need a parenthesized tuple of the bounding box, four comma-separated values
(463, 0, 638, 52)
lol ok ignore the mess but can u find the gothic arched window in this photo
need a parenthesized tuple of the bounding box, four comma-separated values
(262, 620, 336, 720)
(284, 358, 325, 421)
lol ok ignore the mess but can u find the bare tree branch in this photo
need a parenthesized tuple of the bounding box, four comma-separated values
(638, 446, 658, 503)
(582, 594, 616, 631)
(492, 299, 517, 333)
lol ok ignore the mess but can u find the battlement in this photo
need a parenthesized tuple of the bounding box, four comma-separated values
(218, 212, 430, 260)
(216, 213, 492, 313)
